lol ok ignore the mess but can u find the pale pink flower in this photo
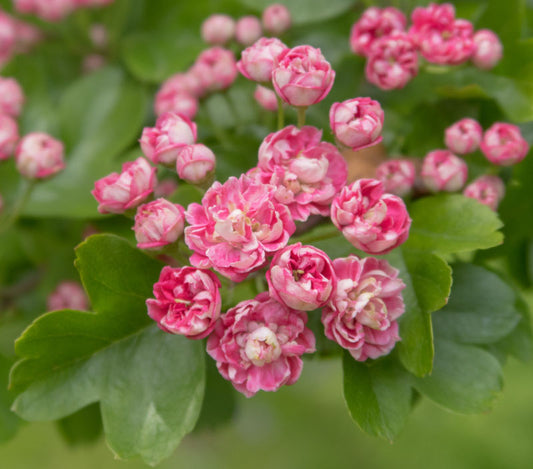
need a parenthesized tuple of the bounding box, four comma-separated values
(140, 112, 197, 166)
(421, 150, 468, 192)
(480, 123, 529, 166)
(349, 6, 407, 56)
(29, 0, 76, 21)
(235, 16, 262, 46)
(254, 85, 278, 112)
(47, 281, 89, 311)
(154, 91, 198, 120)
(89, 23, 108, 48)
(0, 11, 15, 65)
(237, 37, 288, 83)
(12, 19, 43, 53)
(267, 243, 336, 311)
(444, 118, 482, 155)
(176, 144, 216, 183)
(0, 114, 19, 160)
(192, 47, 238, 92)
(329, 97, 384, 150)
(463, 175, 505, 211)
(322, 255, 405, 361)
(365, 32, 418, 90)
(154, 178, 178, 198)
(82, 53, 106, 73)
(331, 178, 411, 254)
(471, 29, 502, 70)
(272, 45, 335, 107)
(92, 157, 156, 214)
(201, 14, 235, 45)
(147, 266, 221, 339)
(157, 72, 205, 100)
(15, 132, 65, 179)
(262, 4, 291, 36)
(375, 159, 416, 197)
(207, 292, 315, 397)
(0, 77, 24, 117)
(185, 175, 295, 282)
(248, 125, 347, 221)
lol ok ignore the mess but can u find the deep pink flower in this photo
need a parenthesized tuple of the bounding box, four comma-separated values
(185, 175, 295, 282)
(15, 132, 65, 179)
(47, 281, 89, 311)
(237, 37, 288, 83)
(192, 47, 238, 92)
(375, 159, 416, 197)
(349, 6, 407, 56)
(262, 4, 291, 35)
(272, 45, 335, 107)
(0, 77, 24, 117)
(140, 112, 197, 166)
(421, 150, 468, 192)
(463, 175, 505, 211)
(330, 178, 411, 254)
(365, 32, 418, 90)
(92, 157, 156, 214)
(207, 292, 315, 397)
(329, 97, 384, 150)
(267, 243, 336, 311)
(472, 29, 502, 70)
(235, 16, 262, 46)
(322, 255, 405, 361)
(176, 144, 216, 183)
(480, 123, 529, 166)
(444, 118, 483, 155)
(201, 14, 235, 45)
(0, 114, 19, 160)
(248, 125, 347, 221)
(147, 266, 221, 339)
(254, 85, 278, 112)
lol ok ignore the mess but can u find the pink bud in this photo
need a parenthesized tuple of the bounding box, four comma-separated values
(254, 85, 278, 111)
(12, 19, 43, 53)
(157, 72, 205, 100)
(147, 266, 221, 339)
(176, 144, 216, 183)
(133, 198, 185, 249)
(237, 37, 288, 83)
(444, 118, 483, 155)
(472, 29, 502, 70)
(89, 23, 108, 48)
(329, 97, 384, 150)
(192, 47, 238, 92)
(92, 157, 156, 214)
(331, 178, 411, 254)
(0, 11, 15, 65)
(140, 112, 197, 166)
(480, 123, 529, 166)
(15, 132, 65, 179)
(0, 114, 19, 160)
(82, 53, 106, 73)
(154, 91, 198, 120)
(0, 77, 24, 117)
(463, 175, 505, 211)
(272, 45, 335, 107)
(201, 14, 235, 45)
(235, 16, 262, 46)
(26, 0, 76, 22)
(375, 159, 416, 197)
(47, 281, 89, 311)
(262, 4, 291, 35)
(154, 178, 178, 198)
(421, 150, 468, 192)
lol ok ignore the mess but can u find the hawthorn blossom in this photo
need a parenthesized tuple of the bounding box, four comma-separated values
(421, 150, 468, 192)
(262, 4, 291, 35)
(444, 118, 483, 155)
(375, 159, 416, 197)
(201, 14, 235, 45)
(237, 37, 287, 83)
(254, 85, 278, 112)
(0, 114, 19, 160)
(463, 175, 505, 211)
(176, 144, 216, 183)
(47, 281, 89, 311)
(235, 16, 262, 46)
(472, 29, 502, 70)
(0, 77, 25, 117)
(15, 132, 65, 179)
(191, 47, 238, 92)
(480, 123, 529, 166)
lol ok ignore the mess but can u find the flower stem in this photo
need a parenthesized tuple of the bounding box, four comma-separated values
(297, 106, 307, 128)
(277, 95, 285, 129)
(0, 179, 35, 234)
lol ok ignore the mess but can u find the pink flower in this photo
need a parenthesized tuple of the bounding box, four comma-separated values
(254, 85, 278, 111)
(272, 45, 335, 107)
(15, 132, 65, 179)
(262, 4, 291, 36)
(176, 144, 216, 183)
(82, 53, 106, 73)
(92, 157, 156, 214)
(376, 159, 416, 197)
(235, 16, 262, 46)
(421, 150, 468, 192)
(192, 47, 238, 92)
(147, 266, 221, 339)
(47, 281, 89, 311)
(349, 6, 407, 56)
(12, 19, 43, 54)
(330, 178, 411, 254)
(480, 123, 529, 166)
(154, 92, 198, 120)
(248, 125, 347, 221)
(463, 175, 505, 211)
(322, 255, 405, 361)
(329, 97, 384, 150)
(0, 77, 24, 117)
(237, 37, 288, 83)
(26, 0, 76, 21)
(0, 114, 19, 160)
(201, 14, 235, 45)
(133, 198, 186, 249)
(157, 72, 205, 100)
(140, 112, 197, 166)
(0, 11, 15, 66)
(267, 243, 336, 311)
(207, 292, 315, 397)
(471, 29, 502, 70)
(184, 175, 295, 282)
(154, 178, 178, 198)
(89, 23, 108, 48)
(365, 32, 418, 90)
(444, 118, 483, 155)
(409, 3, 475, 65)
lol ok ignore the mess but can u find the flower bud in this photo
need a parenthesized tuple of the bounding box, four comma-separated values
(15, 132, 65, 179)
(154, 92, 198, 120)
(444, 118, 483, 155)
(0, 114, 19, 160)
(89, 23, 108, 48)
(47, 281, 89, 311)
(375, 159, 416, 197)
(0, 11, 15, 66)
(463, 175, 505, 211)
(176, 144, 216, 183)
(154, 178, 178, 198)
(192, 47, 238, 92)
(0, 77, 24, 117)
(472, 29, 502, 70)
(201, 14, 235, 45)
(254, 85, 278, 111)
(237, 37, 287, 83)
(82, 53, 106, 73)
(480, 123, 529, 166)
(421, 150, 468, 192)
(235, 16, 262, 46)
(262, 4, 291, 35)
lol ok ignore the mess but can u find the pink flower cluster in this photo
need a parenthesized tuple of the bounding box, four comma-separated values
(14, 0, 114, 22)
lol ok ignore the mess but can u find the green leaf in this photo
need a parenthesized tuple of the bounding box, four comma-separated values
(433, 264, 521, 344)
(412, 338, 503, 414)
(10, 235, 205, 465)
(0, 354, 20, 443)
(343, 353, 412, 442)
(405, 194, 504, 254)
(56, 403, 103, 446)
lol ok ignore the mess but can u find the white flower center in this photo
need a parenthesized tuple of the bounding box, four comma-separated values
(245, 326, 281, 366)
